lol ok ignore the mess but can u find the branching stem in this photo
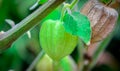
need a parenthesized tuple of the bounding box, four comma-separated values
(0, 0, 65, 52)
(60, 0, 78, 21)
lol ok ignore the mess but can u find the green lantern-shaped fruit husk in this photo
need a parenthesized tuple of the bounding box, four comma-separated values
(39, 20, 78, 61)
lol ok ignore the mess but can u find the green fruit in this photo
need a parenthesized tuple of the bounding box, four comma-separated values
(36, 54, 53, 71)
(36, 54, 77, 71)
(60, 56, 77, 71)
(39, 20, 78, 61)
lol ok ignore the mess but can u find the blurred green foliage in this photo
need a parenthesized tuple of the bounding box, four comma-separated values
(39, 0, 48, 4)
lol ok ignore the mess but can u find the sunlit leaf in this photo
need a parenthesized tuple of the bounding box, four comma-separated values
(63, 12, 91, 45)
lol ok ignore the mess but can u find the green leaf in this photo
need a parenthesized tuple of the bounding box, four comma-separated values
(63, 12, 91, 45)
(39, 0, 48, 4)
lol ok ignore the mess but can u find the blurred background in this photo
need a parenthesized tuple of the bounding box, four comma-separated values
(0, 0, 120, 71)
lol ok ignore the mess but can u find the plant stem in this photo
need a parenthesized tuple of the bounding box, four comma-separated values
(77, 38, 84, 71)
(60, 3, 68, 22)
(60, 0, 78, 21)
(26, 50, 45, 71)
(89, 35, 112, 69)
(0, 0, 65, 52)
(69, 0, 79, 9)
(106, 0, 112, 6)
(83, 34, 113, 71)
(99, 0, 113, 6)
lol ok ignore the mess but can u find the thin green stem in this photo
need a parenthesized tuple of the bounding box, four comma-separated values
(60, 0, 78, 21)
(99, 0, 113, 6)
(26, 50, 45, 71)
(60, 4, 67, 22)
(77, 38, 84, 71)
(106, 0, 112, 6)
(89, 35, 112, 69)
(69, 0, 79, 9)
(30, 0, 39, 10)
(60, 3, 70, 22)
(86, 34, 113, 71)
